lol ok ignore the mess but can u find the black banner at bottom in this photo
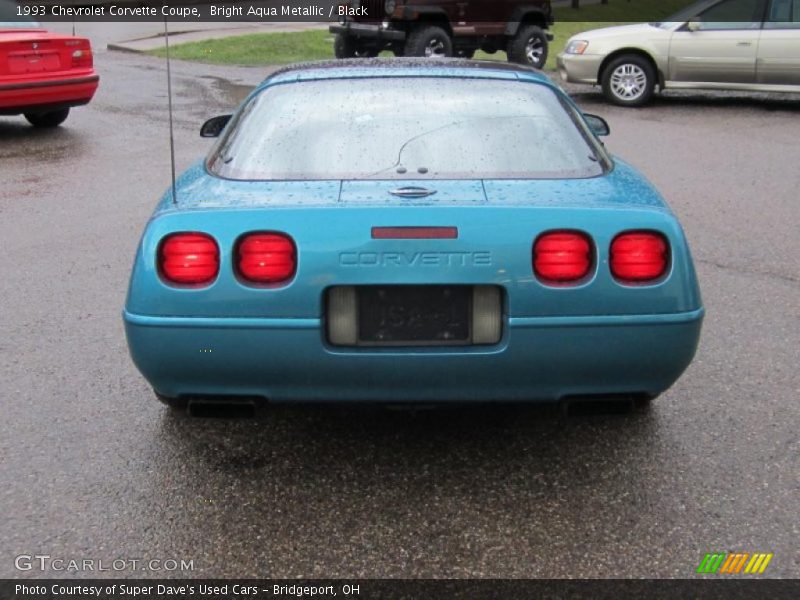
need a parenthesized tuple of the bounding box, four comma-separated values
(2, 579, 799, 600)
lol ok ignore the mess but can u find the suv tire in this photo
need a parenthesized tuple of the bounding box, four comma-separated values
(24, 108, 70, 128)
(334, 33, 378, 58)
(601, 54, 656, 107)
(405, 25, 453, 58)
(507, 25, 548, 69)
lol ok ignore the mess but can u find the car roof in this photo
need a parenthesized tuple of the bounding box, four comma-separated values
(259, 58, 555, 89)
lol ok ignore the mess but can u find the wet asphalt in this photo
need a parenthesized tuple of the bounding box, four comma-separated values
(1, 50, 798, 579)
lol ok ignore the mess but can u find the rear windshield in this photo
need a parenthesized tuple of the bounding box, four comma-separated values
(208, 77, 607, 181)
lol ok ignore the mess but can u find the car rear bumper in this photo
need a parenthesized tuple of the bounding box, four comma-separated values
(0, 73, 99, 114)
(124, 308, 704, 403)
(329, 22, 406, 41)
(556, 53, 602, 84)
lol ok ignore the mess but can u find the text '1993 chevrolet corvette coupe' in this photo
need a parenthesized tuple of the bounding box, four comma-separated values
(123, 59, 703, 410)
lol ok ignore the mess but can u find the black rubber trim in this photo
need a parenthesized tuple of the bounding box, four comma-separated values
(0, 74, 99, 92)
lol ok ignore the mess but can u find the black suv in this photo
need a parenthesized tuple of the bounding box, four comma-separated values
(330, 0, 554, 69)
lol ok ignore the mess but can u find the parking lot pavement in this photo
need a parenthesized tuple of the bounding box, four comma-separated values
(1, 51, 798, 578)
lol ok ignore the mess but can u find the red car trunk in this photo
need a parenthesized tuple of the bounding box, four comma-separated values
(0, 30, 91, 75)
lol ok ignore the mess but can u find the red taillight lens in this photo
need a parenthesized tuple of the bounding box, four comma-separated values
(159, 233, 219, 285)
(610, 231, 669, 283)
(533, 231, 592, 284)
(70, 47, 93, 68)
(236, 233, 296, 285)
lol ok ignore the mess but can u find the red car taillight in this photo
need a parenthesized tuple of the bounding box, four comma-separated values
(236, 233, 296, 285)
(70, 47, 93, 68)
(533, 231, 592, 284)
(610, 231, 669, 283)
(159, 233, 219, 285)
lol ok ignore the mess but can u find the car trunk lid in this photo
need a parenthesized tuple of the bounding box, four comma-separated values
(339, 180, 487, 206)
(0, 30, 90, 78)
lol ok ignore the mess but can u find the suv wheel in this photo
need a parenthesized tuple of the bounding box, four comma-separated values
(601, 54, 656, 107)
(334, 33, 378, 58)
(507, 25, 548, 69)
(405, 25, 453, 58)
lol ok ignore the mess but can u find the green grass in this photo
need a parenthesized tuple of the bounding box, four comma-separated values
(151, 29, 333, 67)
(149, 0, 694, 69)
(150, 23, 605, 71)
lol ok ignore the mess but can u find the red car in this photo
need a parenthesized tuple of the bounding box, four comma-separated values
(1, 1, 98, 127)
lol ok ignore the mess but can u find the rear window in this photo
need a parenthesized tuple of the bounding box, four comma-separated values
(208, 77, 607, 181)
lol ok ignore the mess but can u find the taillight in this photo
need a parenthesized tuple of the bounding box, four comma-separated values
(610, 231, 669, 283)
(159, 233, 219, 285)
(236, 233, 296, 285)
(533, 231, 592, 284)
(70, 47, 93, 68)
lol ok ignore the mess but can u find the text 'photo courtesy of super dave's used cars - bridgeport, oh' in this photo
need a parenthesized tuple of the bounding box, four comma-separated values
(0, 0, 98, 126)
(122, 59, 704, 413)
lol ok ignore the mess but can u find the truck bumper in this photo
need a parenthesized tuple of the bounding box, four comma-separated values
(124, 308, 704, 403)
(329, 22, 406, 42)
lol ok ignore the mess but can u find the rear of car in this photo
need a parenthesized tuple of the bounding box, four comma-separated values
(123, 62, 703, 405)
(0, 1, 98, 126)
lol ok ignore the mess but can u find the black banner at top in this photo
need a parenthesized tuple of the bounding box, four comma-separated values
(4, 0, 769, 24)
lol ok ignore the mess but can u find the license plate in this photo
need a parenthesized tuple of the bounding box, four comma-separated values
(357, 285, 471, 346)
(9, 52, 60, 74)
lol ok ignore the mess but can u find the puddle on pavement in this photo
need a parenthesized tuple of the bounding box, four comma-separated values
(203, 75, 255, 105)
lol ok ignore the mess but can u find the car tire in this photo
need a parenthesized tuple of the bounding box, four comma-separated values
(334, 33, 378, 58)
(155, 391, 188, 410)
(507, 25, 548, 69)
(24, 108, 70, 128)
(601, 54, 656, 107)
(404, 25, 453, 58)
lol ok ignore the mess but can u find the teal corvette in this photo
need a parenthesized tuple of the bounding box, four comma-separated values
(123, 59, 703, 410)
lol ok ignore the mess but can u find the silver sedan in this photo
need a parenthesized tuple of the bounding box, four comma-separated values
(557, 0, 800, 106)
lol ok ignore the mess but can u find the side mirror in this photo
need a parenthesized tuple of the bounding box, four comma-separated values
(200, 114, 232, 138)
(584, 113, 610, 137)
(687, 18, 702, 32)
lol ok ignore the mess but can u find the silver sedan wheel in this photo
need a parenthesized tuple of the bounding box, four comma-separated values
(525, 36, 545, 66)
(610, 63, 649, 101)
(424, 38, 447, 58)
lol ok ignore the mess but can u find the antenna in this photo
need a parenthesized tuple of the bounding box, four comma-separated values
(164, 18, 178, 205)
